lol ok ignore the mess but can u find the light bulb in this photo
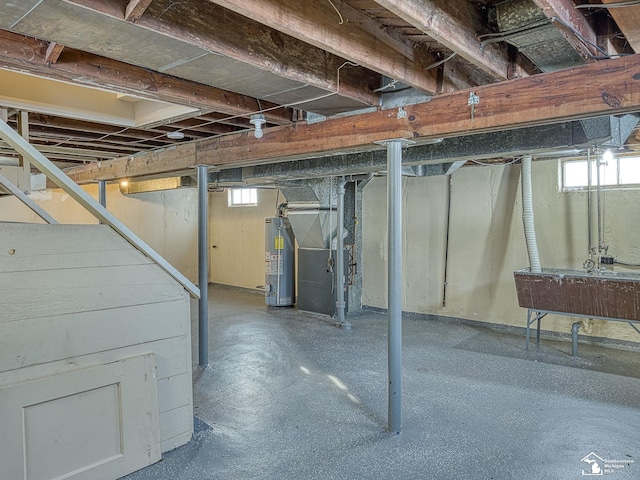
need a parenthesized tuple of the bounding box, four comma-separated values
(602, 150, 614, 164)
(250, 114, 266, 139)
(167, 131, 184, 140)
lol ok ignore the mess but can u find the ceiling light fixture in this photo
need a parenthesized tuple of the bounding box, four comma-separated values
(250, 114, 266, 139)
(167, 131, 184, 140)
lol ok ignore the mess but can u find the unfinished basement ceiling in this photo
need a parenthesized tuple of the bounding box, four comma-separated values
(0, 0, 638, 174)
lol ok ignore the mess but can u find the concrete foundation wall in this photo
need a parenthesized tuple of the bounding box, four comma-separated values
(362, 160, 640, 344)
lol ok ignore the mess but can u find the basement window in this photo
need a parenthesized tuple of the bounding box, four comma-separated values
(228, 188, 258, 207)
(561, 154, 640, 191)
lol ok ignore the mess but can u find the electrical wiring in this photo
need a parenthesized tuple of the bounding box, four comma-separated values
(327, 0, 345, 24)
(52, 61, 361, 154)
(477, 20, 550, 48)
(423, 52, 457, 71)
(374, 53, 456, 94)
(614, 260, 640, 267)
(477, 16, 630, 60)
(373, 79, 398, 93)
(476, 20, 549, 40)
(550, 17, 631, 59)
(471, 157, 522, 167)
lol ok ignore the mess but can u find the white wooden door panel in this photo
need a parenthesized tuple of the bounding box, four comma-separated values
(0, 354, 161, 480)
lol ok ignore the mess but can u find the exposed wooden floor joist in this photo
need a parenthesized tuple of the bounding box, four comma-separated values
(63, 53, 640, 184)
(0, 30, 292, 126)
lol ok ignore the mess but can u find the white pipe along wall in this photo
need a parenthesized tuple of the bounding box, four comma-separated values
(521, 155, 541, 273)
(361, 161, 640, 345)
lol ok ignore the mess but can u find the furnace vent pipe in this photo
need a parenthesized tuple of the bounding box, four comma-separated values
(521, 155, 541, 273)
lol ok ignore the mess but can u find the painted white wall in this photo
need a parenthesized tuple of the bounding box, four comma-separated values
(209, 188, 279, 289)
(0, 184, 199, 282)
(5, 159, 639, 344)
(362, 160, 640, 344)
(0, 183, 279, 290)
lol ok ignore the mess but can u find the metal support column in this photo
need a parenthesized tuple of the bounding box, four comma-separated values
(98, 180, 107, 224)
(382, 139, 412, 434)
(336, 176, 351, 329)
(198, 165, 209, 366)
(98, 180, 107, 207)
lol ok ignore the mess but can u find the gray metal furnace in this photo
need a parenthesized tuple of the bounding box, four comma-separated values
(297, 248, 349, 316)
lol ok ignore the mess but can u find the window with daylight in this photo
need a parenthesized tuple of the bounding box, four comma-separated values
(228, 188, 258, 207)
(561, 153, 640, 191)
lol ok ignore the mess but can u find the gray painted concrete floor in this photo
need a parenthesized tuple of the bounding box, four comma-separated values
(122, 286, 640, 479)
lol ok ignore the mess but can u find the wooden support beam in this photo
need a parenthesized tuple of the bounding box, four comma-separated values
(65, 143, 197, 183)
(125, 0, 153, 22)
(372, 0, 512, 80)
(0, 30, 292, 126)
(44, 42, 65, 64)
(63, 54, 640, 183)
(601, 0, 640, 52)
(208, 0, 439, 93)
(532, 0, 598, 60)
(66, 0, 380, 106)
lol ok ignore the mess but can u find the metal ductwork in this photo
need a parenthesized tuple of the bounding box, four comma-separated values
(579, 114, 640, 148)
(285, 206, 337, 249)
(493, 0, 585, 72)
(279, 180, 337, 249)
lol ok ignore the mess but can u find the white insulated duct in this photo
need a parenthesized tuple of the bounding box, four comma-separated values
(521, 155, 541, 273)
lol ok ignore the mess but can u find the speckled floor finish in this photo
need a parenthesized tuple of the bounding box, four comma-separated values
(121, 285, 640, 479)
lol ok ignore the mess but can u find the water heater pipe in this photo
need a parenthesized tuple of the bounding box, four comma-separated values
(335, 177, 350, 329)
(521, 155, 541, 273)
